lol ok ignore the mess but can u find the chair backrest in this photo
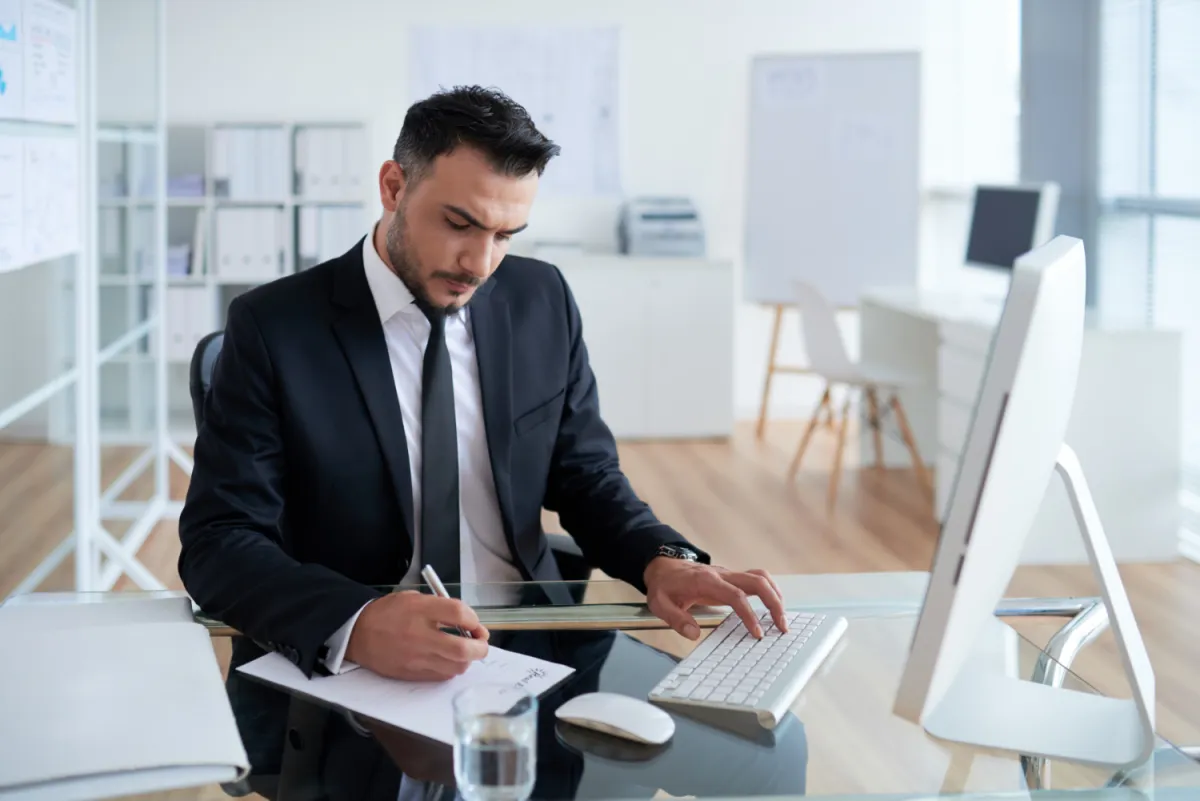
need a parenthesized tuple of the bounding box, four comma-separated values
(794, 281, 855, 378)
(189, 331, 224, 429)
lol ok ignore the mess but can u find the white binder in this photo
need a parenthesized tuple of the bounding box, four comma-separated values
(0, 596, 249, 800)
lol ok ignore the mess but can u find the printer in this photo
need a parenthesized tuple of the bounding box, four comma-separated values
(617, 197, 706, 257)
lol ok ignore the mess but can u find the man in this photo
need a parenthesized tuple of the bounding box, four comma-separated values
(179, 86, 786, 688)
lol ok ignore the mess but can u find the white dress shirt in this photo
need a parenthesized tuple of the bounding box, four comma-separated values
(322, 230, 523, 673)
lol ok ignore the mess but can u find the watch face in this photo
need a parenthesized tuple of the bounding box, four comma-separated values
(661, 545, 697, 561)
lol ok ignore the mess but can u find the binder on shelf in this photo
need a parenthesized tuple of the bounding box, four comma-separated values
(191, 208, 208, 276)
(166, 286, 212, 362)
(211, 128, 231, 198)
(342, 126, 366, 199)
(293, 127, 309, 197)
(297, 206, 320, 270)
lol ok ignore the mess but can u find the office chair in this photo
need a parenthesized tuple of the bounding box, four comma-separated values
(189, 332, 592, 584)
(786, 282, 932, 510)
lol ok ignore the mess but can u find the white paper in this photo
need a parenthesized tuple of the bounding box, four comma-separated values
(239, 645, 575, 745)
(0, 135, 22, 271)
(0, 0, 23, 120)
(22, 135, 77, 264)
(410, 26, 620, 197)
(22, 0, 74, 124)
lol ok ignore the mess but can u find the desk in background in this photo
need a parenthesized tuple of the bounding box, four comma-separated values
(553, 254, 734, 440)
(860, 287, 1181, 564)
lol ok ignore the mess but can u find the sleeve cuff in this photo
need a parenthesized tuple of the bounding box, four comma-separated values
(321, 601, 371, 674)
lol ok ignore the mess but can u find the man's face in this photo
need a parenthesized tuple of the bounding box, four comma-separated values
(380, 147, 538, 312)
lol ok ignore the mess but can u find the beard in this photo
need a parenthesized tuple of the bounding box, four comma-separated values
(384, 208, 483, 313)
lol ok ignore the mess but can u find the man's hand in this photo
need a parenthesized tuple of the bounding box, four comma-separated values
(644, 558, 787, 641)
(345, 591, 489, 680)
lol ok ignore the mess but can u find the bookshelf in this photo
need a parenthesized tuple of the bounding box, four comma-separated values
(96, 121, 371, 444)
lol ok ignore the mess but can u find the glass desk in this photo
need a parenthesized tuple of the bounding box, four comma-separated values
(8, 572, 1200, 800)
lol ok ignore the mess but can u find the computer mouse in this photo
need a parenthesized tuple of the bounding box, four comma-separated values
(554, 691, 676, 745)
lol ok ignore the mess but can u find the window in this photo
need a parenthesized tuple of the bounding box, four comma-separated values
(1099, 0, 1200, 557)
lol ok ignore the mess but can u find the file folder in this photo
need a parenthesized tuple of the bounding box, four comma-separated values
(0, 596, 249, 800)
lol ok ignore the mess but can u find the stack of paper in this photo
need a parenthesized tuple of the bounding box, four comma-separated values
(0, 595, 248, 800)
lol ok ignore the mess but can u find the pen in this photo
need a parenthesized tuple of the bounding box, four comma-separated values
(421, 564, 473, 639)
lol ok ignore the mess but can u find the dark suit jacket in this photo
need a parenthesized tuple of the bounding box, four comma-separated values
(178, 239, 706, 679)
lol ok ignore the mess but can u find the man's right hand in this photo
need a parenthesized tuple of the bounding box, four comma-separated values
(344, 591, 489, 680)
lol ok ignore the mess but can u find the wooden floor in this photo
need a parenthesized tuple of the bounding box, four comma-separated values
(4, 421, 1200, 752)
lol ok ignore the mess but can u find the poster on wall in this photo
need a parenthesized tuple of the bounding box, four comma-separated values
(22, 0, 74, 124)
(0, 0, 23, 120)
(0, 135, 22, 271)
(410, 26, 620, 197)
(21, 135, 77, 265)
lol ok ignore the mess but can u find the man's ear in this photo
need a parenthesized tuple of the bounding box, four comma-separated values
(378, 161, 407, 213)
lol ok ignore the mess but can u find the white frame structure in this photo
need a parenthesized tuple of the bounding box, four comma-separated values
(4, 0, 173, 597)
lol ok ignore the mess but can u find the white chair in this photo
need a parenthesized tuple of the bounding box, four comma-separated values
(787, 281, 932, 509)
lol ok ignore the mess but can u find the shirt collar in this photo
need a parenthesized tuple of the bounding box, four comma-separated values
(361, 226, 469, 325)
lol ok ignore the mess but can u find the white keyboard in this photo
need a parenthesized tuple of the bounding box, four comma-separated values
(648, 610, 847, 729)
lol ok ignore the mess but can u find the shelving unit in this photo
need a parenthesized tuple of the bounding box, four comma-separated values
(96, 121, 370, 445)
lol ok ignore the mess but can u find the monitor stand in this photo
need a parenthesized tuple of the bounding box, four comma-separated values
(921, 444, 1156, 769)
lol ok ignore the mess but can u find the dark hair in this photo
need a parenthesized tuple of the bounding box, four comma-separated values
(393, 86, 560, 184)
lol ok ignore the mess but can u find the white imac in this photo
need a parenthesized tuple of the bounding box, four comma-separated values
(893, 235, 1156, 769)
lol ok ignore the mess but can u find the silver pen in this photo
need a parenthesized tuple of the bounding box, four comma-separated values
(420, 564, 473, 638)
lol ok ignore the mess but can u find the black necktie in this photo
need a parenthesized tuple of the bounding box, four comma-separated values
(417, 303, 460, 585)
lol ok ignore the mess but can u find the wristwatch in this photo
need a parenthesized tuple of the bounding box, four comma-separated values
(655, 544, 700, 562)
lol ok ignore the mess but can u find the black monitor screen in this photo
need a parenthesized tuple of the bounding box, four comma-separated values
(965, 188, 1042, 270)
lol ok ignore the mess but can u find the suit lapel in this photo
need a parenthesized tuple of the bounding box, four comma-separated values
(469, 292, 516, 546)
(330, 248, 415, 549)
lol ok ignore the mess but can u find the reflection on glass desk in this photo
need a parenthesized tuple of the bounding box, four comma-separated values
(8, 573, 1200, 800)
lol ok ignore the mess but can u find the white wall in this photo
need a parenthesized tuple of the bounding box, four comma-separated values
(112, 0, 1020, 422)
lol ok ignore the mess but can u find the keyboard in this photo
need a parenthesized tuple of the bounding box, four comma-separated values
(648, 610, 848, 729)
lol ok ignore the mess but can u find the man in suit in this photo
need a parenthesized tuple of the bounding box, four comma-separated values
(179, 85, 786, 691)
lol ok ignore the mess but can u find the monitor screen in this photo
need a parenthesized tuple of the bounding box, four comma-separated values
(965, 188, 1043, 271)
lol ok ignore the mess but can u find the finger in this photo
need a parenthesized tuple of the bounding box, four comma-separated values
(748, 568, 785, 604)
(706, 575, 762, 638)
(648, 592, 702, 640)
(428, 629, 490, 665)
(729, 571, 788, 632)
(421, 596, 488, 635)
(411, 652, 476, 680)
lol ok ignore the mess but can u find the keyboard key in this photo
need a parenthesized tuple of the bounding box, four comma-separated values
(694, 688, 712, 701)
(710, 693, 729, 703)
(728, 692, 748, 704)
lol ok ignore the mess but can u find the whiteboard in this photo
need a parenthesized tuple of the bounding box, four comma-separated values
(410, 26, 620, 197)
(743, 53, 920, 307)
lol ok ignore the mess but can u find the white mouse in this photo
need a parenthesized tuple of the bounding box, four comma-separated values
(554, 692, 675, 745)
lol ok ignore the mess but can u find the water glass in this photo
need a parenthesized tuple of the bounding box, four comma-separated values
(453, 684, 538, 801)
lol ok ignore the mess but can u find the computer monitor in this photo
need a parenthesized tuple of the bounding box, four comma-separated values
(892, 235, 1156, 769)
(964, 183, 1061, 272)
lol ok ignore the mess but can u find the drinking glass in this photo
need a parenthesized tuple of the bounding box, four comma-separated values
(453, 684, 537, 801)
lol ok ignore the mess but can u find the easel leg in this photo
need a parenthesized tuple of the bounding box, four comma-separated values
(890, 393, 932, 493)
(866, 387, 883, 468)
(827, 393, 853, 510)
(756, 304, 785, 440)
(787, 384, 830, 480)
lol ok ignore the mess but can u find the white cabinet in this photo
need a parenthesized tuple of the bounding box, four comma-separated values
(556, 256, 734, 439)
(861, 287, 1182, 564)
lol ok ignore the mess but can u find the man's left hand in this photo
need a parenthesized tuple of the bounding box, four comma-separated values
(643, 558, 787, 641)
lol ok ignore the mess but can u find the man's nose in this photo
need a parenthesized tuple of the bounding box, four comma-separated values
(459, 238, 493, 277)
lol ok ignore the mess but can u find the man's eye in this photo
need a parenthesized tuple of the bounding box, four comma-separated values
(496, 233, 512, 242)
(446, 219, 469, 231)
